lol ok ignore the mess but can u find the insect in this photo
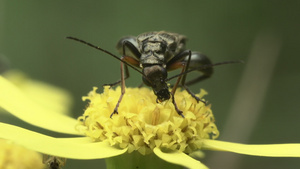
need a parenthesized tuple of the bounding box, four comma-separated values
(67, 31, 240, 117)
(43, 155, 66, 169)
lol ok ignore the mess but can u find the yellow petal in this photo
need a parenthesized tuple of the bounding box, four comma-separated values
(153, 147, 208, 169)
(0, 76, 79, 135)
(202, 139, 300, 157)
(0, 122, 127, 159)
(3, 70, 72, 115)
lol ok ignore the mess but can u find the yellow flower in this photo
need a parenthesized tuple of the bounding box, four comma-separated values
(0, 76, 300, 169)
(77, 86, 218, 155)
(0, 139, 44, 169)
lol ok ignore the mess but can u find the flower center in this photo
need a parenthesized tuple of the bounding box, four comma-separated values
(76, 86, 219, 155)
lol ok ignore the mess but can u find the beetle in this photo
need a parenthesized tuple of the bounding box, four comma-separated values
(67, 31, 240, 118)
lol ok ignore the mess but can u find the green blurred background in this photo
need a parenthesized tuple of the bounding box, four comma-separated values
(1, 1, 300, 169)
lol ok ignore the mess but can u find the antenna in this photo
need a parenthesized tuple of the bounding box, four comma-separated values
(66, 36, 145, 76)
(166, 60, 244, 82)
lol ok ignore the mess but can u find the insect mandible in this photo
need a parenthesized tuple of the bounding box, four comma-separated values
(67, 31, 240, 118)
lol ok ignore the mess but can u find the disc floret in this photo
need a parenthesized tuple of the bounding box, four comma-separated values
(77, 86, 219, 155)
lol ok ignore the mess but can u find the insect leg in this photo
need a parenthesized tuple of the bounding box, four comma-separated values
(103, 63, 129, 87)
(110, 61, 126, 118)
(108, 40, 141, 118)
(170, 67, 185, 117)
(180, 52, 212, 103)
(170, 50, 192, 94)
(183, 52, 213, 86)
(169, 50, 192, 117)
(104, 40, 140, 87)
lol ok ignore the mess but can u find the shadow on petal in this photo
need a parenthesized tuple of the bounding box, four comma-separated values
(153, 147, 208, 169)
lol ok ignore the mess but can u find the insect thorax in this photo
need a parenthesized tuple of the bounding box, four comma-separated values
(137, 31, 187, 64)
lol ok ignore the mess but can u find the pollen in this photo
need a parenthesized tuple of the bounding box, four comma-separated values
(77, 86, 219, 155)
